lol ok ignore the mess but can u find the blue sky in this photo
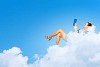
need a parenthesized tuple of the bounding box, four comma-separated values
(0, 0, 100, 63)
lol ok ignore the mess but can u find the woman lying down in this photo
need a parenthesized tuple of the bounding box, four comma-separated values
(45, 19, 92, 45)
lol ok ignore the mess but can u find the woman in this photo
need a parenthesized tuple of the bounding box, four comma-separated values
(45, 22, 92, 45)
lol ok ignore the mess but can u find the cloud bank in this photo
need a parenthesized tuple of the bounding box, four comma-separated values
(0, 47, 28, 67)
(0, 26, 100, 67)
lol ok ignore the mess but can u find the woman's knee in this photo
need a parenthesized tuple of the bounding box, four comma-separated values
(57, 33, 63, 38)
(58, 29, 65, 34)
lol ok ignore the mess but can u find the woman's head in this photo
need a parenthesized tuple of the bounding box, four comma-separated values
(84, 22, 92, 30)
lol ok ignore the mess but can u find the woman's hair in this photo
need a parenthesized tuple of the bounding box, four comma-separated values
(87, 22, 92, 26)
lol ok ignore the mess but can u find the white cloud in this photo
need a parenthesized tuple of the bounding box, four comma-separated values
(0, 47, 28, 67)
(89, 53, 100, 62)
(32, 26, 100, 67)
(0, 25, 100, 67)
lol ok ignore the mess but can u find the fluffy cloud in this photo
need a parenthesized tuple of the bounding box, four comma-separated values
(0, 26, 100, 67)
(0, 47, 28, 67)
(32, 26, 100, 67)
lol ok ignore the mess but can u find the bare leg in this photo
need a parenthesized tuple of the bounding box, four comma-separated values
(50, 29, 65, 37)
(46, 29, 65, 45)
(56, 33, 62, 45)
